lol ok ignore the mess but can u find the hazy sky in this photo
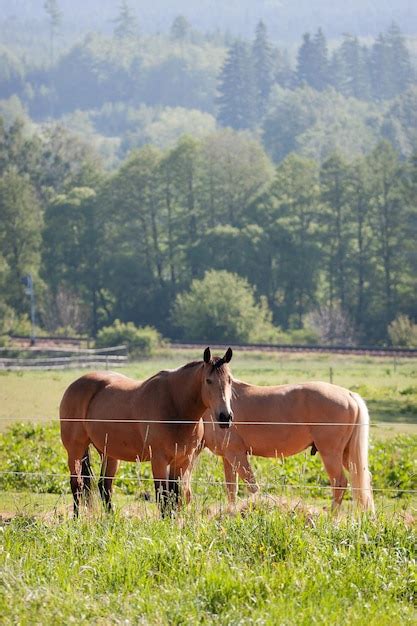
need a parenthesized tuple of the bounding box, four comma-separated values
(1, 0, 416, 41)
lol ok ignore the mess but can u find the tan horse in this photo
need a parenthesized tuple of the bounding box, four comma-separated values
(194, 379, 374, 512)
(60, 347, 233, 517)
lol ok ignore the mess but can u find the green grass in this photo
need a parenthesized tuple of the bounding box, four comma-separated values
(1, 350, 417, 624)
(1, 508, 416, 625)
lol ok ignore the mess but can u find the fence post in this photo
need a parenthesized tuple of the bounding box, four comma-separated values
(329, 367, 333, 384)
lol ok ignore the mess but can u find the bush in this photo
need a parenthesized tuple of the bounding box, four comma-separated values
(172, 270, 280, 343)
(95, 320, 164, 357)
(388, 315, 417, 347)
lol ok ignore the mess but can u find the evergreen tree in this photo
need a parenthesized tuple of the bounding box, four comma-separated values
(311, 28, 329, 91)
(370, 33, 392, 100)
(170, 15, 191, 41)
(370, 24, 412, 100)
(332, 35, 370, 100)
(252, 21, 274, 117)
(297, 29, 329, 91)
(386, 22, 413, 95)
(216, 41, 257, 130)
(297, 33, 315, 86)
(113, 1, 138, 40)
(44, 0, 61, 67)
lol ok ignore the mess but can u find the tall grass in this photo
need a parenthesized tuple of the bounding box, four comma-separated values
(1, 508, 416, 624)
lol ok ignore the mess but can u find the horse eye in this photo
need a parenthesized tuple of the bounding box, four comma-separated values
(206, 378, 212, 385)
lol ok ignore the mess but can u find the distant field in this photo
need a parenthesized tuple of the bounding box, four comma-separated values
(1, 348, 416, 434)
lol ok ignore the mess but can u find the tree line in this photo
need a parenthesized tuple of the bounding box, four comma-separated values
(0, 117, 416, 345)
(217, 22, 414, 131)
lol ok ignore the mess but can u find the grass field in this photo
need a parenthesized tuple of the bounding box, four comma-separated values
(0, 350, 416, 624)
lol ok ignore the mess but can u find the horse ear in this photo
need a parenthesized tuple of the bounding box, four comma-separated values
(203, 347, 211, 363)
(224, 347, 233, 363)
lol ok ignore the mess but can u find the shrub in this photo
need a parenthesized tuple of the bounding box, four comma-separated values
(388, 315, 417, 347)
(95, 320, 164, 357)
(172, 270, 280, 343)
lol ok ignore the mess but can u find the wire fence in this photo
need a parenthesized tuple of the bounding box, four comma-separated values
(0, 470, 415, 494)
(0, 416, 382, 426)
(1, 417, 416, 504)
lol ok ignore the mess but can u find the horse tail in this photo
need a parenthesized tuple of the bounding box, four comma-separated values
(346, 392, 375, 513)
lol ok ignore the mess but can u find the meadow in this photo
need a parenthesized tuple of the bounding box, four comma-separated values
(0, 350, 416, 624)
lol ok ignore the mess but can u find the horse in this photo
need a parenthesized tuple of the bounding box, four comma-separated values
(60, 347, 233, 517)
(189, 379, 375, 513)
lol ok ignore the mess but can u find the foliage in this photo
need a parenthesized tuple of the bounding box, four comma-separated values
(388, 315, 417, 348)
(172, 270, 280, 343)
(1, 505, 416, 624)
(1, 420, 417, 498)
(95, 320, 164, 357)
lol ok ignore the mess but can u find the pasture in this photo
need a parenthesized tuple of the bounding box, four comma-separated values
(0, 350, 416, 624)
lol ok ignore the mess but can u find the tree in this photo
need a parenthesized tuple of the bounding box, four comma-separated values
(262, 154, 321, 328)
(370, 24, 412, 100)
(41, 187, 102, 334)
(172, 270, 278, 342)
(386, 22, 413, 95)
(297, 29, 329, 91)
(44, 0, 61, 66)
(113, 1, 138, 40)
(320, 154, 352, 312)
(311, 28, 329, 91)
(0, 170, 42, 314)
(44, 0, 62, 117)
(367, 142, 407, 331)
(216, 40, 257, 130)
(170, 15, 191, 41)
(330, 35, 370, 100)
(297, 33, 315, 86)
(252, 21, 274, 116)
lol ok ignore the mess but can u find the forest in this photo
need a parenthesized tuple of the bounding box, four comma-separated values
(0, 2, 417, 345)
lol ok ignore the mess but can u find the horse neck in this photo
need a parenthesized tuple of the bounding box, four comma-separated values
(169, 363, 206, 421)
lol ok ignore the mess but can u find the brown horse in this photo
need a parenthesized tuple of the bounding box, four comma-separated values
(60, 347, 233, 517)
(191, 379, 374, 512)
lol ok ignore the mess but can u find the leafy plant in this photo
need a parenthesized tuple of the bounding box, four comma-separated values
(95, 320, 165, 357)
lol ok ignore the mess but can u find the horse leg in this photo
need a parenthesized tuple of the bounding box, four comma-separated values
(223, 450, 259, 496)
(222, 457, 238, 503)
(68, 449, 92, 518)
(98, 456, 119, 512)
(65, 436, 92, 518)
(151, 456, 169, 517)
(320, 450, 348, 511)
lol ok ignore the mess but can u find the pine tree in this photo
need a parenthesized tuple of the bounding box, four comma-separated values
(370, 33, 391, 100)
(370, 24, 412, 100)
(297, 33, 315, 85)
(331, 35, 370, 100)
(311, 28, 329, 91)
(113, 1, 138, 40)
(252, 21, 274, 117)
(216, 41, 257, 130)
(297, 29, 329, 91)
(170, 15, 191, 41)
(44, 0, 61, 66)
(386, 22, 413, 95)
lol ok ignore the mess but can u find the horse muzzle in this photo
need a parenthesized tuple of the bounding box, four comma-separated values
(218, 411, 233, 429)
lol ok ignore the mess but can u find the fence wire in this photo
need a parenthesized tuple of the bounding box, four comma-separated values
(0, 470, 415, 494)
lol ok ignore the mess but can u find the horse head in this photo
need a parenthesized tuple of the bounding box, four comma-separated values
(201, 346, 234, 429)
